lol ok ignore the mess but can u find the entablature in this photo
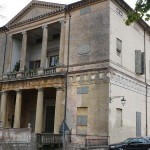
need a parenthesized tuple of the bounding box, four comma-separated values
(1, 74, 65, 91)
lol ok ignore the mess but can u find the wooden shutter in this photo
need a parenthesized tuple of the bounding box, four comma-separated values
(136, 112, 141, 137)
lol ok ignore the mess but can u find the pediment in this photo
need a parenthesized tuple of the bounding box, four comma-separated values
(7, 0, 65, 26)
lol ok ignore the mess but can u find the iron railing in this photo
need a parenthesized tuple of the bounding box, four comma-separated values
(37, 133, 63, 145)
(69, 134, 109, 148)
(36, 134, 109, 149)
(85, 136, 109, 147)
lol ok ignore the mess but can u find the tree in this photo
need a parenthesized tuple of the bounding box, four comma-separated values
(126, 0, 150, 25)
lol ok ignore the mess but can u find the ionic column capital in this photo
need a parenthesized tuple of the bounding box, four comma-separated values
(55, 87, 64, 92)
(1, 91, 7, 95)
(8, 34, 13, 38)
(42, 24, 48, 29)
(22, 31, 27, 35)
(59, 19, 66, 24)
(15, 89, 22, 93)
(37, 88, 44, 92)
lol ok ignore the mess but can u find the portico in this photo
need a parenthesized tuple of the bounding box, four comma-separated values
(4, 20, 66, 77)
(0, 76, 65, 134)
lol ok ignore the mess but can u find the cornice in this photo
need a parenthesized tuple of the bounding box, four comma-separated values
(7, 8, 65, 29)
(7, 0, 65, 27)
(1, 0, 149, 33)
(68, 0, 149, 34)
(112, 0, 150, 34)
(68, 0, 107, 10)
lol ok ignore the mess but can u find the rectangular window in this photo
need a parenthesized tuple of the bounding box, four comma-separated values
(29, 60, 40, 70)
(116, 108, 122, 127)
(116, 38, 122, 56)
(77, 107, 88, 135)
(49, 55, 59, 67)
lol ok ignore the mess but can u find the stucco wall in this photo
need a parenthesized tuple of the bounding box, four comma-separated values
(67, 73, 109, 137)
(109, 82, 148, 143)
(68, 1, 110, 67)
(109, 1, 150, 80)
(109, 1, 150, 143)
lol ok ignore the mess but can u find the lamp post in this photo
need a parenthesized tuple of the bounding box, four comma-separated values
(110, 96, 126, 106)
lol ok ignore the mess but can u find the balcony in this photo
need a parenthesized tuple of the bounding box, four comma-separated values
(2, 66, 62, 81)
(36, 133, 63, 149)
(36, 134, 109, 149)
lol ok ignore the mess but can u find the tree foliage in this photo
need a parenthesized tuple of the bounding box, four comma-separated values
(126, 0, 150, 25)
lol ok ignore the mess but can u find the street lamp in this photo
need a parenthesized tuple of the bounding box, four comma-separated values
(110, 96, 126, 106)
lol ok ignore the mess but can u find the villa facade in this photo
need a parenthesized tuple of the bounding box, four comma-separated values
(0, 0, 149, 149)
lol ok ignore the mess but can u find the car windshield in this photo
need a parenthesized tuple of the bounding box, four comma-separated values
(122, 138, 132, 144)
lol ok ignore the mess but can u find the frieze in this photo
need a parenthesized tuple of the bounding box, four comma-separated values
(110, 73, 146, 95)
(69, 72, 109, 83)
(68, 71, 149, 96)
(1, 77, 64, 91)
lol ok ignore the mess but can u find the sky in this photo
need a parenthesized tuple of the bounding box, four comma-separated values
(0, 0, 141, 27)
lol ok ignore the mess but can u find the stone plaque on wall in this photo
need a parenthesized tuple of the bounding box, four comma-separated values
(78, 44, 90, 55)
(77, 87, 89, 94)
(80, 7, 91, 15)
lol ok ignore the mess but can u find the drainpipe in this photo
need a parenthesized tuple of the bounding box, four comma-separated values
(63, 5, 71, 150)
(144, 29, 148, 136)
(2, 26, 8, 78)
(64, 5, 71, 127)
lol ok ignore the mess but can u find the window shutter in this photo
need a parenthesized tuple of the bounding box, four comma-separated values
(135, 50, 142, 74)
(141, 52, 145, 74)
(135, 50, 145, 75)
(77, 115, 88, 125)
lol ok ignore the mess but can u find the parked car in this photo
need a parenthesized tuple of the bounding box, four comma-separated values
(109, 137, 150, 150)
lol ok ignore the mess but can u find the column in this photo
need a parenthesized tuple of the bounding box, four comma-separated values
(20, 31, 27, 71)
(40, 25, 48, 68)
(5, 35, 13, 73)
(54, 87, 65, 134)
(35, 88, 44, 133)
(0, 91, 7, 126)
(13, 90, 22, 128)
(59, 20, 66, 66)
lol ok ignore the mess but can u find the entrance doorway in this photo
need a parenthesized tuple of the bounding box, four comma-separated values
(45, 106, 55, 133)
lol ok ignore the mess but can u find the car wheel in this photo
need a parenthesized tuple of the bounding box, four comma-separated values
(117, 148, 124, 150)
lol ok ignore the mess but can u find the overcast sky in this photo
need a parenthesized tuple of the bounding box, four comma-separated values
(0, 0, 139, 27)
